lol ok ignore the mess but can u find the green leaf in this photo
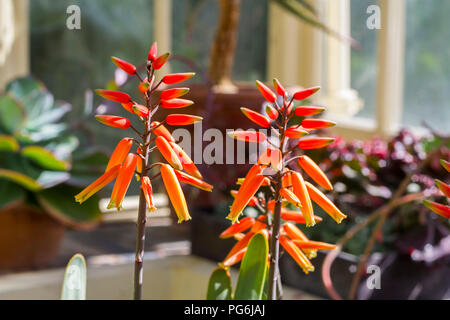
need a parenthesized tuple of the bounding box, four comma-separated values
(0, 168, 42, 191)
(206, 267, 232, 300)
(0, 95, 25, 134)
(0, 135, 19, 152)
(21, 146, 70, 171)
(26, 100, 71, 130)
(0, 180, 25, 210)
(6, 77, 45, 102)
(234, 232, 269, 300)
(37, 185, 101, 228)
(61, 253, 87, 300)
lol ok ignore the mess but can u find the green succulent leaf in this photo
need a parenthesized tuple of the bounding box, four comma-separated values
(0, 135, 19, 152)
(0, 180, 25, 210)
(234, 232, 269, 300)
(26, 100, 71, 130)
(21, 146, 70, 171)
(0, 95, 25, 134)
(61, 253, 87, 300)
(6, 77, 45, 101)
(0, 168, 42, 191)
(206, 267, 233, 300)
(37, 185, 101, 228)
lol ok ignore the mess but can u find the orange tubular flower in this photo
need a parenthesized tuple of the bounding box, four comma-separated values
(281, 210, 322, 224)
(160, 98, 194, 109)
(160, 88, 190, 100)
(111, 56, 136, 75)
(153, 52, 170, 70)
(256, 80, 276, 103)
(435, 179, 450, 198)
(166, 114, 203, 126)
(293, 86, 320, 101)
(222, 248, 247, 267)
(423, 200, 450, 219)
(441, 159, 450, 172)
(301, 119, 336, 130)
(294, 106, 325, 117)
(95, 89, 131, 104)
(297, 155, 333, 190)
(297, 137, 335, 150)
(75, 165, 121, 204)
(105, 138, 133, 172)
(95, 115, 131, 129)
(160, 164, 191, 223)
(155, 136, 183, 170)
(220, 216, 256, 239)
(266, 105, 279, 120)
(273, 78, 286, 97)
(240, 107, 271, 128)
(174, 170, 212, 192)
(280, 188, 302, 209)
(291, 172, 315, 227)
(227, 130, 267, 143)
(282, 172, 292, 190)
(141, 176, 156, 212)
(162, 72, 195, 85)
(169, 142, 202, 179)
(132, 104, 149, 117)
(121, 101, 135, 114)
(292, 240, 337, 251)
(305, 181, 347, 223)
(136, 147, 143, 177)
(230, 190, 259, 207)
(107, 153, 139, 211)
(280, 235, 314, 274)
(227, 173, 266, 223)
(151, 121, 175, 142)
(282, 222, 317, 258)
(258, 148, 282, 171)
(148, 42, 157, 61)
(285, 127, 309, 139)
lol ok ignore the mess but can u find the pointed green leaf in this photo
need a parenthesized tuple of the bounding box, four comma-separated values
(207, 267, 232, 300)
(0, 95, 25, 134)
(0, 135, 19, 152)
(37, 185, 101, 228)
(0, 168, 42, 191)
(21, 146, 70, 171)
(61, 253, 87, 300)
(234, 232, 269, 300)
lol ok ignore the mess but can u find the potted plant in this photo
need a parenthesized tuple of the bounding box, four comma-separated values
(0, 77, 106, 270)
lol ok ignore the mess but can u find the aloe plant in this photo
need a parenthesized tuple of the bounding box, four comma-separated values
(61, 253, 87, 300)
(207, 231, 269, 300)
(0, 77, 106, 228)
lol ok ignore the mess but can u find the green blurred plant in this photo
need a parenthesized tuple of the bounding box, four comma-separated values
(61, 253, 87, 300)
(0, 77, 107, 228)
(207, 231, 269, 300)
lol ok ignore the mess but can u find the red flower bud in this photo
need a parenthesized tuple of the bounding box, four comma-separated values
(227, 130, 267, 143)
(301, 119, 336, 130)
(240, 107, 271, 128)
(95, 89, 131, 104)
(160, 98, 194, 109)
(266, 105, 279, 120)
(148, 42, 157, 61)
(153, 52, 170, 70)
(162, 73, 195, 85)
(166, 114, 203, 126)
(293, 86, 320, 101)
(95, 115, 130, 129)
(297, 137, 335, 150)
(294, 106, 325, 117)
(273, 78, 286, 96)
(160, 88, 190, 100)
(132, 104, 149, 117)
(111, 56, 136, 75)
(256, 80, 276, 103)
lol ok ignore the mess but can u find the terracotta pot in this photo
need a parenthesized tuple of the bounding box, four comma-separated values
(0, 203, 65, 270)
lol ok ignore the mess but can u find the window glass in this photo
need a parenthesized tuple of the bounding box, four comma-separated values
(350, 0, 377, 119)
(171, 0, 268, 81)
(403, 0, 450, 132)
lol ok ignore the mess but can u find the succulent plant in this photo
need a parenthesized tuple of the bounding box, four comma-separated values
(0, 77, 107, 228)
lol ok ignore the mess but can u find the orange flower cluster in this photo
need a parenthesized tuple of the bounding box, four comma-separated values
(75, 42, 212, 223)
(424, 159, 450, 219)
(222, 79, 346, 273)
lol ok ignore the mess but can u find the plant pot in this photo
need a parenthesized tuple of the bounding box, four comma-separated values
(0, 203, 65, 270)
